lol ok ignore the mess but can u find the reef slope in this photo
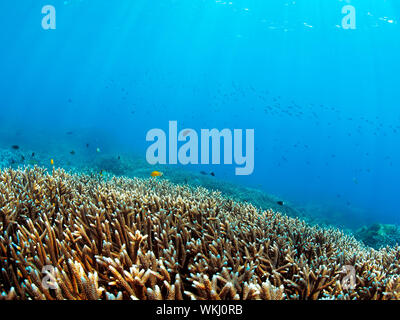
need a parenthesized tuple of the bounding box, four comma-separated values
(0, 167, 399, 300)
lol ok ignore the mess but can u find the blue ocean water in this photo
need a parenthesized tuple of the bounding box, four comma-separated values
(0, 0, 399, 230)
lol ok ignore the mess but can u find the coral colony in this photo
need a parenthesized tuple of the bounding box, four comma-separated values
(1, 167, 400, 300)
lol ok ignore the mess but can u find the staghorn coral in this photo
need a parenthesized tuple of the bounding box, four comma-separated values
(0, 167, 399, 300)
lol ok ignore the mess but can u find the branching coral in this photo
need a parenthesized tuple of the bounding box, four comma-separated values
(0, 167, 399, 300)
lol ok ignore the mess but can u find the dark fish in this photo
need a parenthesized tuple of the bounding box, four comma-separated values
(117, 156, 121, 160)
(210, 172, 215, 177)
(200, 171, 207, 175)
(31, 152, 35, 157)
(11, 145, 19, 150)
(70, 150, 75, 155)
(276, 201, 284, 206)
(66, 131, 73, 135)
(21, 155, 25, 161)
(86, 143, 89, 148)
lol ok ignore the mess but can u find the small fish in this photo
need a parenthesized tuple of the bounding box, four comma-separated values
(117, 156, 121, 160)
(66, 131, 73, 135)
(70, 150, 75, 155)
(200, 171, 215, 176)
(151, 171, 163, 177)
(86, 143, 90, 148)
(21, 155, 25, 161)
(31, 152, 35, 157)
(276, 201, 284, 206)
(96, 148, 101, 153)
(11, 145, 19, 150)
(50, 159, 54, 165)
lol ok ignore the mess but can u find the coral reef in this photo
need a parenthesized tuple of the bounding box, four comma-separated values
(0, 148, 367, 230)
(0, 150, 24, 168)
(355, 223, 400, 249)
(1, 167, 400, 300)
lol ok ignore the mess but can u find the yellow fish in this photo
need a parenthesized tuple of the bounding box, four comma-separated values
(50, 159, 54, 165)
(151, 171, 163, 177)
